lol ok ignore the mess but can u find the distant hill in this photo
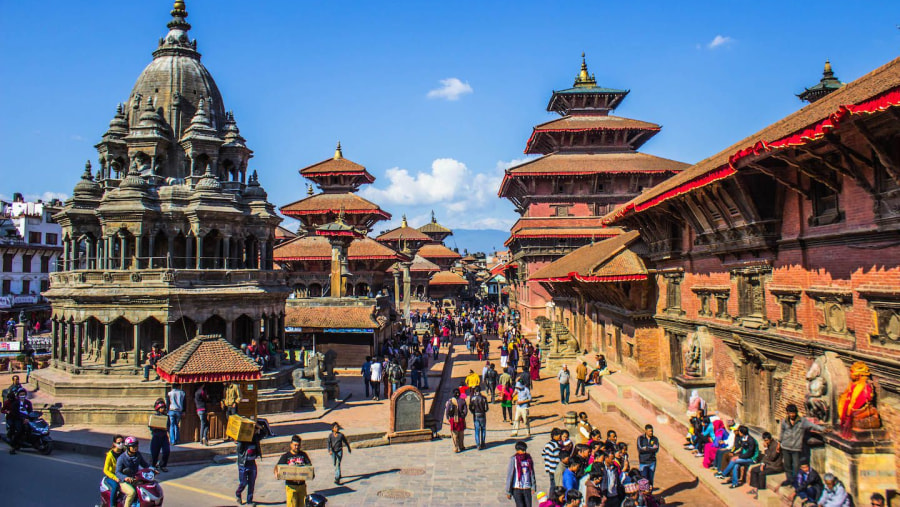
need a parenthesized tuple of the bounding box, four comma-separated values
(443, 229, 508, 256)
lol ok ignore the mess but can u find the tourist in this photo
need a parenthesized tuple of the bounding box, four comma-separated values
(500, 346, 509, 371)
(557, 365, 571, 405)
(167, 383, 185, 445)
(779, 404, 824, 487)
(275, 435, 312, 507)
(149, 398, 170, 472)
(789, 460, 824, 506)
(585, 470, 604, 506)
(102, 434, 125, 504)
(542, 428, 563, 492)
(559, 429, 574, 458)
(702, 420, 728, 469)
(500, 376, 514, 422)
(142, 343, 164, 382)
(717, 425, 758, 488)
(370, 357, 383, 401)
(327, 422, 351, 485)
(361, 356, 372, 399)
(476, 338, 486, 361)
(465, 369, 481, 391)
(577, 412, 592, 444)
(235, 421, 264, 506)
(195, 383, 210, 446)
(388, 359, 405, 393)
(445, 388, 468, 452)
(506, 440, 537, 507)
(747, 432, 783, 499)
(575, 362, 588, 398)
(511, 381, 532, 438)
(484, 363, 499, 403)
(870, 493, 886, 507)
(529, 352, 541, 382)
(598, 453, 623, 506)
(469, 386, 489, 450)
(603, 430, 619, 455)
(115, 437, 150, 507)
(562, 457, 581, 492)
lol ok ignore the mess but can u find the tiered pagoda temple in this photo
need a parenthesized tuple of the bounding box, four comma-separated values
(498, 54, 687, 334)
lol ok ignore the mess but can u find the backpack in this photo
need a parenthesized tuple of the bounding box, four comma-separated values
(390, 364, 404, 383)
(446, 398, 458, 418)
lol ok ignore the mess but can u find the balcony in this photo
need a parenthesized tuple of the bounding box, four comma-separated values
(48, 266, 286, 290)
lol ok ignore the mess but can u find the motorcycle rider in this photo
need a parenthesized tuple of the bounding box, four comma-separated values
(103, 435, 126, 503)
(116, 436, 151, 506)
(5, 389, 32, 454)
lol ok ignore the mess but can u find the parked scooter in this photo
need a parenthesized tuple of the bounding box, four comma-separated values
(99, 467, 164, 507)
(4, 410, 52, 455)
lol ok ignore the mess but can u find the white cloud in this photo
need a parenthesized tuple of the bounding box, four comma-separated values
(426, 78, 473, 101)
(707, 35, 734, 49)
(70, 135, 86, 142)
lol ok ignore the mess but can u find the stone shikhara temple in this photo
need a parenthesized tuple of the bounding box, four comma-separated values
(44, 0, 289, 373)
(503, 56, 900, 499)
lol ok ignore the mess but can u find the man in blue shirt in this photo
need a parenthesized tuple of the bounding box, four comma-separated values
(562, 457, 582, 491)
(116, 437, 150, 507)
(361, 356, 372, 399)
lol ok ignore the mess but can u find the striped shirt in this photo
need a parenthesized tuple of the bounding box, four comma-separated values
(541, 439, 561, 474)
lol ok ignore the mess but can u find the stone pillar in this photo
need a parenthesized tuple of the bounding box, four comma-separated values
(402, 262, 412, 325)
(119, 235, 126, 270)
(133, 322, 141, 368)
(103, 322, 112, 367)
(51, 319, 59, 361)
(167, 236, 174, 269)
(393, 269, 401, 310)
(186, 235, 194, 269)
(223, 236, 231, 269)
(260, 241, 268, 271)
(134, 234, 142, 269)
(330, 242, 342, 298)
(75, 322, 83, 367)
(196, 235, 204, 269)
(279, 313, 286, 352)
(252, 317, 261, 340)
(67, 320, 75, 365)
(148, 233, 156, 269)
(164, 322, 172, 352)
(224, 318, 233, 344)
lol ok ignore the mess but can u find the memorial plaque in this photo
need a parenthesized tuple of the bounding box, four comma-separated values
(392, 386, 424, 433)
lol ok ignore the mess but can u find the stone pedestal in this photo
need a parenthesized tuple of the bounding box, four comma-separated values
(821, 430, 896, 503)
(388, 385, 431, 443)
(672, 374, 717, 412)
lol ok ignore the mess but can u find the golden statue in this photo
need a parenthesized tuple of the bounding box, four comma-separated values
(837, 361, 881, 437)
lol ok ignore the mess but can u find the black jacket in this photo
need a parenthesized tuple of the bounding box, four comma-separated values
(636, 435, 660, 464)
(737, 434, 759, 460)
(469, 393, 489, 416)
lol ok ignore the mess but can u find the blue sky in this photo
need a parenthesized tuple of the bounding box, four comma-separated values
(1, 1, 898, 243)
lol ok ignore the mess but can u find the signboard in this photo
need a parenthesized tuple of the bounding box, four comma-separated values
(324, 328, 373, 333)
(0, 341, 22, 352)
(284, 326, 303, 333)
(0, 295, 41, 309)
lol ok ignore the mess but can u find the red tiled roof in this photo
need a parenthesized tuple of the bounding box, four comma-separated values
(275, 226, 298, 240)
(376, 226, 431, 242)
(280, 193, 389, 218)
(533, 115, 660, 132)
(510, 216, 605, 234)
(299, 157, 375, 183)
(529, 230, 646, 283)
(429, 271, 470, 286)
(417, 243, 462, 259)
(505, 225, 621, 246)
(387, 254, 441, 273)
(274, 235, 401, 261)
(285, 304, 381, 330)
(156, 335, 261, 383)
(604, 56, 900, 225)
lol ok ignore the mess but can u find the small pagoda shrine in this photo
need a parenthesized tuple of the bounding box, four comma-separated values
(798, 60, 845, 103)
(498, 53, 688, 335)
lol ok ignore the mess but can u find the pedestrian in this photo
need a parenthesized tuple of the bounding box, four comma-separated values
(636, 424, 660, 487)
(542, 428, 562, 492)
(275, 435, 312, 507)
(142, 343, 164, 382)
(788, 460, 823, 506)
(166, 383, 185, 445)
(361, 356, 372, 399)
(506, 440, 537, 507)
(389, 359, 404, 393)
(557, 365, 571, 405)
(484, 363, 499, 403)
(577, 412, 592, 444)
(102, 435, 125, 504)
(235, 421, 264, 507)
(562, 458, 581, 491)
(529, 352, 541, 382)
(598, 453, 623, 507)
(149, 399, 170, 472)
(747, 432, 783, 499)
(500, 378, 515, 423)
(370, 357, 383, 401)
(327, 422, 351, 485)
(779, 404, 824, 487)
(195, 383, 210, 446)
(421, 351, 430, 390)
(575, 362, 588, 397)
(223, 382, 241, 440)
(469, 386, 489, 450)
(511, 381, 532, 438)
(445, 388, 468, 452)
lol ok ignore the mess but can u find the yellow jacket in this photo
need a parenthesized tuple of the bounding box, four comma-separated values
(465, 373, 481, 389)
(104, 450, 122, 480)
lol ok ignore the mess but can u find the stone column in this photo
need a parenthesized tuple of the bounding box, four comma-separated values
(148, 233, 156, 269)
(62, 238, 70, 271)
(167, 236, 174, 268)
(67, 320, 75, 365)
(133, 322, 141, 368)
(196, 235, 204, 269)
(393, 269, 401, 310)
(118, 235, 126, 270)
(103, 322, 112, 368)
(134, 234, 142, 270)
(185, 235, 194, 269)
(75, 322, 83, 367)
(51, 319, 59, 361)
(402, 262, 412, 325)
(223, 236, 231, 269)
(164, 322, 172, 352)
(224, 318, 234, 344)
(279, 313, 286, 352)
(252, 317, 261, 340)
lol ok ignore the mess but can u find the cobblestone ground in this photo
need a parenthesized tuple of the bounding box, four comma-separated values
(164, 334, 724, 506)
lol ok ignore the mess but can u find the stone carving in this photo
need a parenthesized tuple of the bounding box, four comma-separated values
(323, 349, 337, 379)
(684, 334, 702, 377)
(837, 361, 881, 438)
(131, 273, 142, 283)
(805, 358, 830, 423)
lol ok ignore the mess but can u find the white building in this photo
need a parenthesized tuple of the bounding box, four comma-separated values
(0, 194, 62, 316)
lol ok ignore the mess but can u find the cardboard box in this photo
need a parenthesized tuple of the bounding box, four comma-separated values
(276, 465, 315, 482)
(148, 414, 168, 430)
(226, 414, 255, 442)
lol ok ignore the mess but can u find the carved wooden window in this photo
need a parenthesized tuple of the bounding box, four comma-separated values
(736, 273, 765, 317)
(805, 287, 854, 338)
(693, 286, 730, 320)
(809, 180, 843, 226)
(770, 288, 802, 331)
(21, 254, 32, 274)
(858, 289, 900, 349)
(2, 254, 12, 273)
(698, 293, 712, 317)
(22, 279, 30, 294)
(663, 273, 683, 314)
(552, 205, 570, 217)
(716, 294, 730, 319)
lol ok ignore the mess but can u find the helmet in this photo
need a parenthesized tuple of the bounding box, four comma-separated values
(124, 436, 139, 447)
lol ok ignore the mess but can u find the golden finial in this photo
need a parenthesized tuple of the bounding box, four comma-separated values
(173, 0, 186, 10)
(574, 52, 596, 87)
(334, 141, 343, 160)
(401, 214, 408, 228)
(824, 59, 832, 74)
(337, 206, 346, 225)
(307, 184, 314, 196)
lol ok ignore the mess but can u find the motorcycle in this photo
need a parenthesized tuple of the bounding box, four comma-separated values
(306, 493, 327, 507)
(99, 467, 164, 507)
(4, 410, 52, 455)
